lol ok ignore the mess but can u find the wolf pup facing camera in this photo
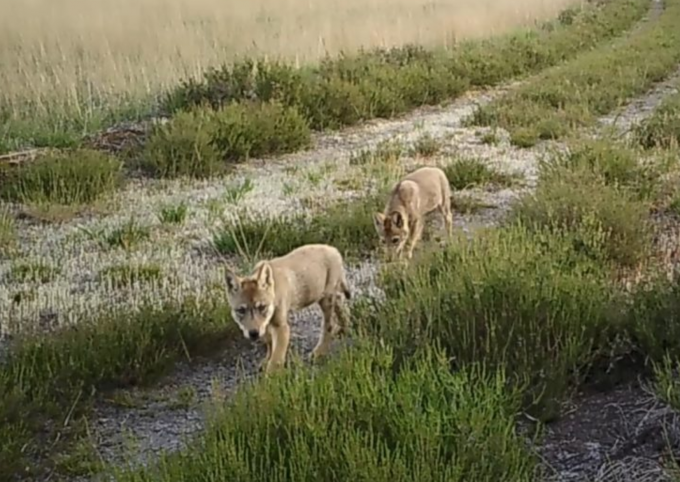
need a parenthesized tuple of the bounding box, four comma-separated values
(224, 244, 352, 374)
(373, 166, 453, 261)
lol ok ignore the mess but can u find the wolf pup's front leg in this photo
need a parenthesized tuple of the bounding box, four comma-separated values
(266, 314, 291, 374)
(258, 331, 273, 373)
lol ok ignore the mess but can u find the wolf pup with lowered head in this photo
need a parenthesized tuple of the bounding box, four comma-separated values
(374, 166, 453, 261)
(224, 244, 352, 374)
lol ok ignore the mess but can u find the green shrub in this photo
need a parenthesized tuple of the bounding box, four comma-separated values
(542, 139, 669, 200)
(213, 195, 384, 259)
(211, 101, 311, 161)
(162, 0, 647, 135)
(358, 226, 620, 420)
(444, 157, 518, 190)
(508, 168, 651, 267)
(140, 108, 223, 179)
(626, 274, 680, 362)
(633, 92, 680, 149)
(0, 148, 123, 205)
(0, 296, 232, 479)
(114, 344, 536, 482)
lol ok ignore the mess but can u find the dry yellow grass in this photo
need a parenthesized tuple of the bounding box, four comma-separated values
(0, 0, 581, 117)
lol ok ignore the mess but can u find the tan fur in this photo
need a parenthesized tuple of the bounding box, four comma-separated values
(373, 166, 453, 260)
(224, 244, 352, 374)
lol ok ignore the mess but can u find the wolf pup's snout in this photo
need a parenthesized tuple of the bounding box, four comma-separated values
(248, 329, 260, 341)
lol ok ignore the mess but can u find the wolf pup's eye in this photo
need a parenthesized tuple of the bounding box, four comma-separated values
(256, 303, 268, 314)
(391, 237, 400, 244)
(236, 306, 247, 316)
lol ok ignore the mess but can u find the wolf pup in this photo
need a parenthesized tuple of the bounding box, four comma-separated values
(373, 166, 453, 261)
(224, 244, 352, 374)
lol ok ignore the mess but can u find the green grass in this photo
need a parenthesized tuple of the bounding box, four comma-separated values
(410, 132, 442, 157)
(444, 156, 520, 190)
(508, 166, 652, 267)
(157, 201, 189, 225)
(79, 218, 152, 250)
(98, 263, 163, 288)
(0, 148, 123, 205)
(113, 344, 536, 482)
(166, 0, 648, 129)
(213, 195, 385, 260)
(8, 261, 61, 284)
(633, 86, 680, 149)
(541, 138, 675, 201)
(0, 205, 16, 256)
(467, 0, 680, 146)
(349, 138, 405, 166)
(357, 225, 623, 421)
(0, 295, 233, 480)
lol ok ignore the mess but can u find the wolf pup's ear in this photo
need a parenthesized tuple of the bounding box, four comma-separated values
(391, 212, 404, 228)
(373, 213, 385, 234)
(256, 262, 274, 290)
(224, 268, 241, 294)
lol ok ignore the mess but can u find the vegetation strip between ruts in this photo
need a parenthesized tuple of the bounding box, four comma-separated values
(467, 0, 680, 147)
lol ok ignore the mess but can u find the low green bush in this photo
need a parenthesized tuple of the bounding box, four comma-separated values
(0, 148, 123, 205)
(211, 101, 311, 161)
(633, 91, 680, 149)
(358, 225, 622, 420)
(140, 108, 223, 179)
(114, 344, 536, 482)
(508, 167, 652, 267)
(213, 195, 384, 259)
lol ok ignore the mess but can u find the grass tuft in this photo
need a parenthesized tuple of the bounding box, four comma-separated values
(98, 263, 163, 288)
(633, 89, 680, 150)
(444, 157, 519, 190)
(0, 206, 16, 256)
(157, 201, 189, 225)
(0, 149, 123, 205)
(359, 226, 621, 420)
(213, 195, 384, 260)
(508, 167, 651, 267)
(8, 261, 61, 284)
